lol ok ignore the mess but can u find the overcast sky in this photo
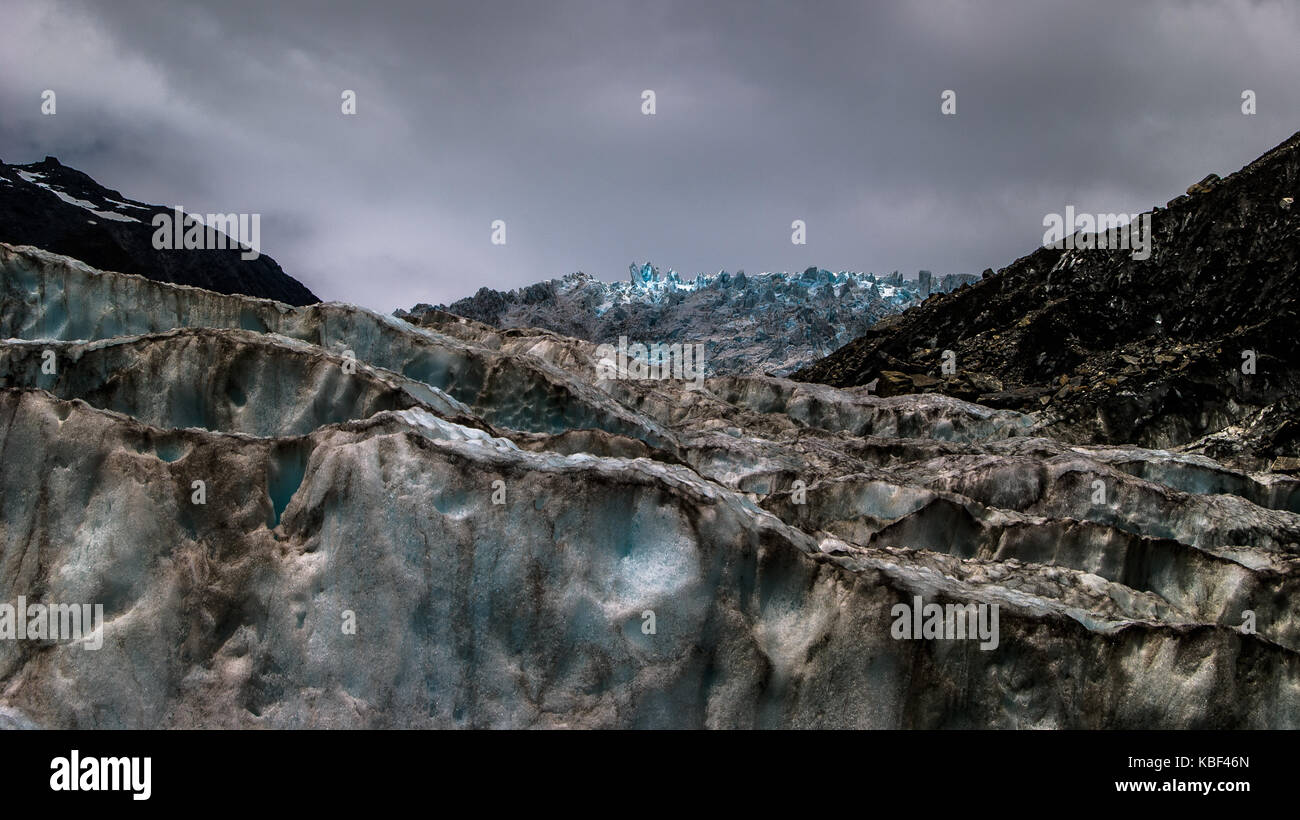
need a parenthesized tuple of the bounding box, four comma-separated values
(2, 0, 1298, 310)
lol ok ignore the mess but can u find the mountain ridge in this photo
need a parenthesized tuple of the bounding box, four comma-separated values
(794, 130, 1300, 471)
(0, 156, 319, 306)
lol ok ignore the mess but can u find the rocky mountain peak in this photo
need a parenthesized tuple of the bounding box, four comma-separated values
(795, 129, 1300, 472)
(0, 156, 318, 305)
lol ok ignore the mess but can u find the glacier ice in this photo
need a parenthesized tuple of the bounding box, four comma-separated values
(1, 241, 1298, 728)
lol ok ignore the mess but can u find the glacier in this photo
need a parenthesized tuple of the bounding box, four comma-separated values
(404, 263, 980, 377)
(1, 242, 1298, 728)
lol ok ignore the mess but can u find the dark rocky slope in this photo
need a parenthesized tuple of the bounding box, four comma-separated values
(0, 156, 318, 305)
(794, 131, 1300, 472)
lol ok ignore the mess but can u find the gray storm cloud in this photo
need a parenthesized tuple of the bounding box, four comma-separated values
(2, 0, 1297, 309)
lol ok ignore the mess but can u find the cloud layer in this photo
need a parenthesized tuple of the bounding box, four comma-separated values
(2, 0, 1297, 309)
